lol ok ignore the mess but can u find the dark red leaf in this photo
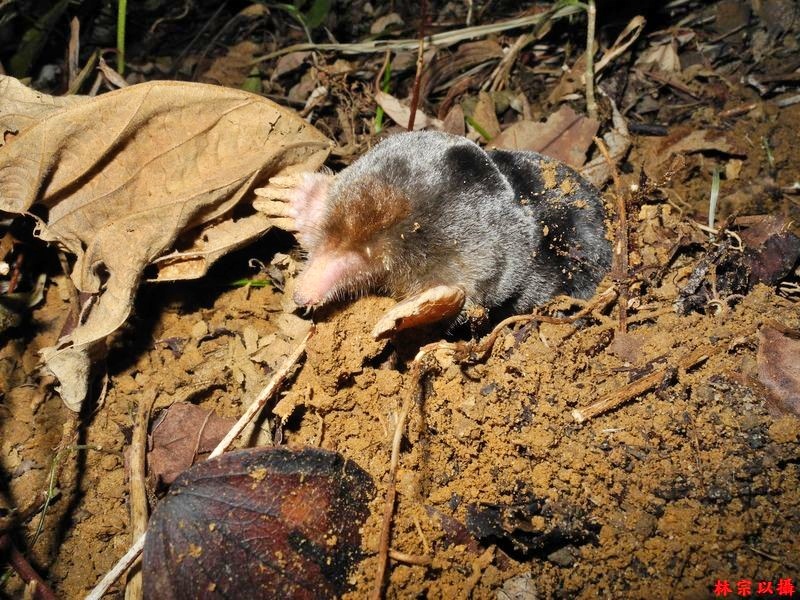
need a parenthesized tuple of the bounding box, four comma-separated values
(143, 447, 374, 600)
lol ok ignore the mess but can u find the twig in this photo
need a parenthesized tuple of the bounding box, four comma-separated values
(86, 332, 312, 599)
(388, 549, 431, 566)
(595, 136, 628, 333)
(0, 534, 57, 600)
(422, 286, 617, 364)
(209, 329, 311, 459)
(67, 17, 80, 88)
(486, 32, 533, 92)
(371, 356, 432, 599)
(572, 343, 721, 423)
(407, 0, 428, 131)
(585, 0, 597, 120)
(124, 390, 156, 600)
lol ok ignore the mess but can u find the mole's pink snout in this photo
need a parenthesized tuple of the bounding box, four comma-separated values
(293, 250, 365, 307)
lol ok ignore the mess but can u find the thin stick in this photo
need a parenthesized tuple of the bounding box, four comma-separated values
(251, 6, 584, 63)
(595, 136, 628, 333)
(406, 0, 428, 131)
(86, 331, 312, 599)
(418, 286, 617, 364)
(0, 534, 58, 600)
(388, 549, 431, 566)
(371, 359, 428, 599)
(474, 286, 617, 358)
(85, 534, 146, 600)
(572, 343, 720, 423)
(209, 329, 311, 459)
(585, 0, 597, 120)
(124, 391, 156, 600)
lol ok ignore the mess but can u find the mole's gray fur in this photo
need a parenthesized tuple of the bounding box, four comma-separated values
(309, 130, 611, 317)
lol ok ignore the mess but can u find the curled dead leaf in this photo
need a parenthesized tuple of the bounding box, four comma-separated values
(374, 91, 443, 130)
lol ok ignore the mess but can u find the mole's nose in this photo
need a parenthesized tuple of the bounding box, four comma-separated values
(292, 289, 316, 307)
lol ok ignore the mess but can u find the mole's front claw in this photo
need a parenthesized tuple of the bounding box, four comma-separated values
(252, 199, 296, 232)
(372, 285, 466, 339)
(253, 174, 307, 232)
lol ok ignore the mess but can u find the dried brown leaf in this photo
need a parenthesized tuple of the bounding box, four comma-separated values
(421, 40, 503, 98)
(271, 51, 312, 81)
(580, 94, 631, 188)
(143, 447, 374, 599)
(146, 402, 236, 488)
(0, 76, 86, 136)
(757, 326, 800, 416)
(198, 40, 261, 87)
(374, 91, 443, 130)
(471, 91, 501, 140)
(0, 76, 331, 410)
(370, 12, 404, 34)
(441, 104, 466, 136)
(488, 105, 599, 168)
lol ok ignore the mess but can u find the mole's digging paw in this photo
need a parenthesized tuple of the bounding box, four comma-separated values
(372, 285, 466, 339)
(255, 172, 333, 245)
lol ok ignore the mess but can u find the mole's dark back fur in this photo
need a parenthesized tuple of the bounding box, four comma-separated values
(325, 131, 611, 315)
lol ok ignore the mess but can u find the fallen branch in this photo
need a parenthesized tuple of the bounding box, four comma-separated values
(585, 0, 597, 120)
(572, 342, 721, 423)
(0, 533, 58, 600)
(418, 286, 617, 364)
(124, 390, 156, 600)
(85, 330, 312, 600)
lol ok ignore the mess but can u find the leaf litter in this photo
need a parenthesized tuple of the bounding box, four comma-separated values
(1, 1, 800, 599)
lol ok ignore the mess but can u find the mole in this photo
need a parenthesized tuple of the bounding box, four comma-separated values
(255, 130, 612, 337)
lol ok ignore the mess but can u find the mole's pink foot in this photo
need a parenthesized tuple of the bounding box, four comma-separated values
(254, 172, 333, 245)
(371, 285, 466, 339)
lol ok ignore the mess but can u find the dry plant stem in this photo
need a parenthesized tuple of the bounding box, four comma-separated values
(371, 360, 427, 600)
(85, 534, 146, 600)
(585, 0, 597, 120)
(572, 343, 721, 423)
(455, 286, 618, 361)
(252, 6, 584, 62)
(407, 0, 428, 131)
(67, 17, 80, 88)
(487, 32, 533, 92)
(209, 329, 311, 459)
(595, 136, 629, 333)
(0, 534, 57, 600)
(124, 391, 156, 600)
(86, 332, 312, 599)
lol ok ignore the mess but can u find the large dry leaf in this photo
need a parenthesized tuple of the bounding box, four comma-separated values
(645, 126, 746, 178)
(0, 76, 332, 410)
(0, 74, 86, 135)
